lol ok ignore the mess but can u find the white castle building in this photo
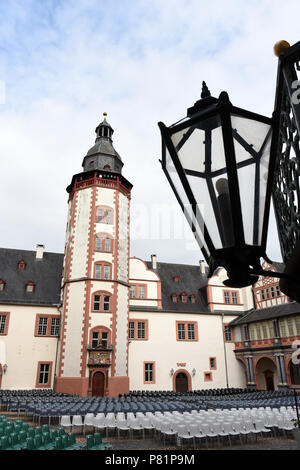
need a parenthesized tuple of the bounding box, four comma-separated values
(0, 116, 299, 396)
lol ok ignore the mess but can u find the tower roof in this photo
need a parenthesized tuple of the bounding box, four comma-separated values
(82, 113, 123, 173)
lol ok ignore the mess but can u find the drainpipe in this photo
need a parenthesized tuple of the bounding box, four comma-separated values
(53, 303, 62, 391)
(222, 313, 229, 388)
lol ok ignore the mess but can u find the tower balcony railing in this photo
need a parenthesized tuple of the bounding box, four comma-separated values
(74, 173, 131, 195)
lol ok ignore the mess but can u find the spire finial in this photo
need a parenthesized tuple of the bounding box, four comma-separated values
(201, 81, 211, 99)
(103, 112, 107, 119)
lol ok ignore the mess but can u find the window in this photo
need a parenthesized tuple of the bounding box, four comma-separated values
(181, 293, 187, 303)
(266, 288, 270, 299)
(190, 295, 196, 304)
(95, 263, 111, 280)
(276, 285, 281, 296)
(138, 286, 145, 299)
(38, 318, 48, 336)
(93, 295, 101, 311)
(50, 318, 60, 336)
(37, 363, 51, 387)
(35, 315, 60, 337)
(231, 292, 238, 304)
(224, 291, 231, 304)
(223, 291, 239, 305)
(103, 296, 110, 311)
(96, 207, 113, 224)
(279, 319, 286, 338)
(129, 322, 135, 339)
(104, 238, 111, 252)
(176, 321, 198, 341)
(204, 372, 212, 382)
(287, 318, 294, 336)
(261, 289, 265, 300)
(271, 286, 275, 298)
(26, 282, 35, 293)
(171, 294, 177, 303)
(101, 332, 108, 348)
(209, 357, 217, 370)
(262, 322, 268, 339)
(241, 325, 249, 341)
(18, 260, 26, 270)
(0, 313, 9, 335)
(129, 284, 147, 300)
(92, 332, 99, 348)
(295, 317, 300, 335)
(92, 292, 111, 312)
(129, 286, 136, 299)
(144, 362, 155, 383)
(128, 320, 148, 340)
(224, 325, 232, 342)
(173, 276, 179, 282)
(95, 234, 113, 252)
(0, 280, 5, 292)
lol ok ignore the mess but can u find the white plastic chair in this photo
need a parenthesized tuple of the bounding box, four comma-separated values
(72, 415, 83, 434)
(176, 424, 194, 449)
(116, 418, 131, 439)
(60, 415, 72, 431)
(83, 413, 95, 435)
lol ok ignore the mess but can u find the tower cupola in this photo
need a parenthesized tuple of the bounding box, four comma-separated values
(82, 113, 124, 174)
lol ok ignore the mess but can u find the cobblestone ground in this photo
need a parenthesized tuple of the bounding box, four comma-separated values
(3, 411, 299, 451)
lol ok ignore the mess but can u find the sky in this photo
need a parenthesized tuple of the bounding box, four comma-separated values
(0, 0, 299, 266)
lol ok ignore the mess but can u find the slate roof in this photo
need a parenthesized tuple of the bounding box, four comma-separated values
(0, 248, 64, 305)
(229, 301, 300, 326)
(145, 261, 210, 313)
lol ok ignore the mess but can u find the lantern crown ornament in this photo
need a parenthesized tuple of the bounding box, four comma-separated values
(158, 82, 276, 288)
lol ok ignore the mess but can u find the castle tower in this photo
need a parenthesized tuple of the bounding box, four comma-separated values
(55, 114, 132, 396)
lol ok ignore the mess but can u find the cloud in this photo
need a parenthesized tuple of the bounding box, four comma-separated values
(0, 0, 297, 264)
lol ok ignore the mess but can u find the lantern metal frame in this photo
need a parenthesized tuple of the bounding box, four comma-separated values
(158, 83, 297, 288)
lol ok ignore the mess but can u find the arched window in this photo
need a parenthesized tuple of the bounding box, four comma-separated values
(95, 233, 113, 253)
(90, 326, 112, 349)
(94, 262, 112, 280)
(92, 291, 111, 312)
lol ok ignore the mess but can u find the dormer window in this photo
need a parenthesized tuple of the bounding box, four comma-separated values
(190, 294, 196, 304)
(173, 276, 179, 282)
(18, 260, 26, 270)
(0, 280, 5, 292)
(26, 282, 35, 293)
(181, 293, 187, 303)
(171, 293, 178, 303)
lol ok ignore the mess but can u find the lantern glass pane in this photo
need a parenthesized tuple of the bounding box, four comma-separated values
(171, 114, 236, 250)
(165, 147, 210, 255)
(231, 114, 272, 246)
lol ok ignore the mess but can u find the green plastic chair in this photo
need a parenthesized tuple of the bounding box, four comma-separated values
(14, 424, 22, 434)
(8, 432, 20, 451)
(67, 432, 85, 450)
(54, 436, 63, 450)
(0, 435, 11, 450)
(37, 432, 55, 451)
(94, 432, 112, 449)
(25, 437, 36, 450)
(50, 429, 58, 441)
(15, 420, 23, 427)
(42, 424, 50, 433)
(16, 430, 28, 450)
(61, 434, 70, 449)
(35, 435, 44, 450)
(86, 434, 95, 450)
(58, 427, 66, 436)
(27, 427, 36, 439)
(4, 425, 14, 437)
(35, 426, 43, 436)
(0, 426, 5, 437)
(22, 423, 29, 433)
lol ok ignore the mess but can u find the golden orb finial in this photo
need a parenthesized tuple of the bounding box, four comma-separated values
(103, 112, 107, 118)
(273, 40, 290, 57)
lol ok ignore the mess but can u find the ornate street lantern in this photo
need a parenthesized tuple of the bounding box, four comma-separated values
(158, 83, 276, 287)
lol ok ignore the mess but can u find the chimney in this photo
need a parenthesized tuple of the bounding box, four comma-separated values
(199, 259, 206, 275)
(151, 254, 157, 270)
(36, 244, 45, 260)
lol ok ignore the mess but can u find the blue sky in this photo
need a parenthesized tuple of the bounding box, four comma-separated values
(0, 0, 299, 265)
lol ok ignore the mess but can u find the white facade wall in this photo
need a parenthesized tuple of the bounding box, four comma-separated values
(128, 311, 244, 391)
(0, 305, 58, 389)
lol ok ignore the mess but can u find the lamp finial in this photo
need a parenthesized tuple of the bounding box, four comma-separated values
(201, 81, 211, 99)
(273, 40, 290, 57)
